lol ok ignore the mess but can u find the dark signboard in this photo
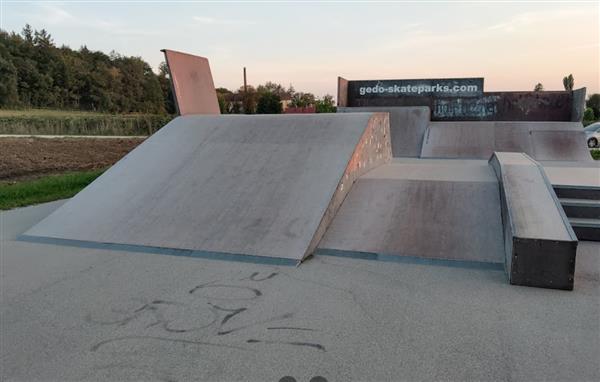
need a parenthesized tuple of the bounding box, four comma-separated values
(339, 76, 579, 121)
(347, 78, 483, 103)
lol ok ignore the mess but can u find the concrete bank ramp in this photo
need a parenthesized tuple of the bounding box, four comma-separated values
(338, 107, 430, 157)
(23, 113, 391, 263)
(318, 158, 504, 264)
(421, 121, 591, 161)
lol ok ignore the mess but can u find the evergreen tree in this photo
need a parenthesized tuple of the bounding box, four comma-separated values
(563, 74, 574, 91)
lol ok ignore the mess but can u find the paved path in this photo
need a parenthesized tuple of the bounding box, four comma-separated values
(1, 201, 599, 381)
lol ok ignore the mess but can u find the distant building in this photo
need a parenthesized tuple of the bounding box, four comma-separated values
(280, 93, 292, 111)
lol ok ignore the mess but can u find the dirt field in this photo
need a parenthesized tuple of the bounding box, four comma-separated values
(0, 137, 144, 181)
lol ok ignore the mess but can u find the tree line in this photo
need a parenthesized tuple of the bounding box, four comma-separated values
(0, 25, 336, 115)
(0, 25, 170, 114)
(216, 82, 336, 114)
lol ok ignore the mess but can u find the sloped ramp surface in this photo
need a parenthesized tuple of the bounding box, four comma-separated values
(421, 121, 590, 161)
(23, 114, 391, 263)
(318, 158, 504, 264)
(530, 130, 591, 161)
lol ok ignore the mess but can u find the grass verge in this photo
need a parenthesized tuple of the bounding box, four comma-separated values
(0, 169, 104, 210)
(0, 108, 173, 136)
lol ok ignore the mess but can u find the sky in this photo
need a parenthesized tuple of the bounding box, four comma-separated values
(1, 1, 598, 97)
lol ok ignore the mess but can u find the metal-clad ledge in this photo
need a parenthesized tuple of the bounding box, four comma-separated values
(489, 152, 578, 290)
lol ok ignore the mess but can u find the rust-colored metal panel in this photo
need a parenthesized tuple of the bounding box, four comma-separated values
(337, 77, 348, 107)
(162, 49, 220, 116)
(571, 87, 587, 122)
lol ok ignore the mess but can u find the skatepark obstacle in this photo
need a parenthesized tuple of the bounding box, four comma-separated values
(19, 50, 596, 290)
(489, 152, 578, 290)
(22, 113, 391, 264)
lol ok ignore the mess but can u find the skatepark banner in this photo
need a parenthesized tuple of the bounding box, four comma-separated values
(338, 76, 584, 122)
(349, 78, 483, 99)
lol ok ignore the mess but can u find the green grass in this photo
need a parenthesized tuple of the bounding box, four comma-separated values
(0, 108, 173, 136)
(0, 109, 110, 118)
(0, 170, 104, 210)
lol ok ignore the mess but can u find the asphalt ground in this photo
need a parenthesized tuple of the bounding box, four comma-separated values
(1, 201, 599, 382)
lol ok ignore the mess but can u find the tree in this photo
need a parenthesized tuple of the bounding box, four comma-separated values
(0, 24, 171, 114)
(215, 87, 233, 114)
(256, 91, 282, 114)
(583, 108, 595, 121)
(257, 81, 293, 100)
(289, 92, 315, 108)
(586, 94, 600, 119)
(158, 62, 176, 114)
(240, 85, 257, 114)
(0, 38, 19, 106)
(22, 24, 33, 43)
(533, 83, 544, 92)
(563, 74, 574, 91)
(315, 94, 336, 113)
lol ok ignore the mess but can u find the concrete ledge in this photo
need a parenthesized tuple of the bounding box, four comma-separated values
(489, 152, 578, 290)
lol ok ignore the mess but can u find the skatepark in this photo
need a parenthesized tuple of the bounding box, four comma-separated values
(1, 50, 599, 381)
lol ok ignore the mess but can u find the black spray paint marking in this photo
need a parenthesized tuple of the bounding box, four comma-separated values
(267, 327, 317, 331)
(246, 339, 326, 352)
(91, 336, 246, 352)
(189, 282, 262, 300)
(217, 312, 294, 336)
(208, 303, 248, 326)
(243, 272, 279, 282)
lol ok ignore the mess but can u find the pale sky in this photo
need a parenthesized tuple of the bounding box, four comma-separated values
(1, 1, 599, 97)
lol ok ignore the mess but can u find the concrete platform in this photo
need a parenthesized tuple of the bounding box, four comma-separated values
(1, 201, 599, 381)
(318, 158, 504, 264)
(22, 113, 391, 263)
(541, 160, 600, 188)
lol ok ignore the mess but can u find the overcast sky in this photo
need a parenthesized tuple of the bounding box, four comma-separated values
(2, 1, 598, 97)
